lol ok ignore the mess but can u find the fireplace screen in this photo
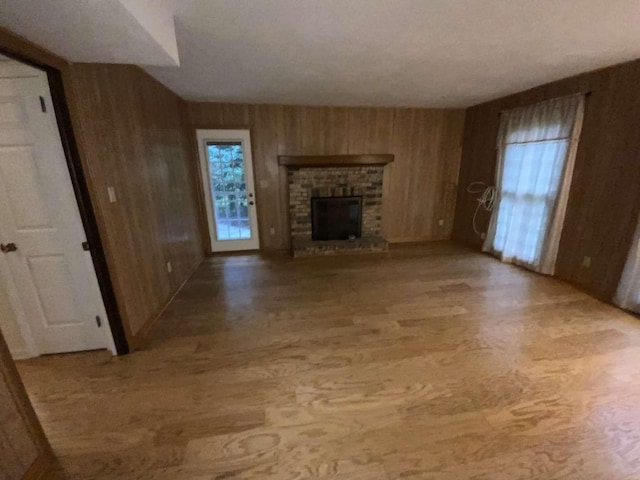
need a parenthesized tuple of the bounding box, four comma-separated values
(311, 196, 362, 241)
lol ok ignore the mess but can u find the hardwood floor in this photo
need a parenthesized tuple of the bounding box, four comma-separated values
(16, 243, 640, 479)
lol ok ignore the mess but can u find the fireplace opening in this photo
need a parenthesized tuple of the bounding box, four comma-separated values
(311, 196, 362, 241)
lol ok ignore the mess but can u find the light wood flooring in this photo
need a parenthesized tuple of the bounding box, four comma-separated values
(16, 243, 640, 479)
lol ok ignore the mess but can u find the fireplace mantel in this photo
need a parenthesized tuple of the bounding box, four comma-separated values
(278, 154, 394, 167)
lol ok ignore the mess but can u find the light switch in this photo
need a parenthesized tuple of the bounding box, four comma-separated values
(167, 261, 172, 273)
(107, 186, 117, 203)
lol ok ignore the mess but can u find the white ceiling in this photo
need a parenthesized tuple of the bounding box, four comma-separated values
(2, 0, 640, 107)
(0, 0, 179, 66)
(145, 0, 640, 107)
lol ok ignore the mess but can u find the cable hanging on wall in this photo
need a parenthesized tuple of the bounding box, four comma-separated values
(467, 182, 497, 237)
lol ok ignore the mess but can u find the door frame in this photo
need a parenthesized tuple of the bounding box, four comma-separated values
(0, 47, 129, 355)
(196, 129, 261, 252)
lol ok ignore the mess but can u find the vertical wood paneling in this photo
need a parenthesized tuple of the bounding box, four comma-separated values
(0, 330, 51, 480)
(453, 59, 640, 301)
(386, 108, 415, 237)
(70, 64, 203, 343)
(249, 104, 282, 244)
(187, 103, 465, 250)
(0, 373, 37, 480)
(439, 111, 466, 234)
(327, 107, 349, 154)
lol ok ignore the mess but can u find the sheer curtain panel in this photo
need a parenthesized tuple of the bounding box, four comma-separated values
(483, 95, 585, 274)
(616, 215, 640, 312)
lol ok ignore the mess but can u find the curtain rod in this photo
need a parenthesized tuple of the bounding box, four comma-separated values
(497, 91, 591, 116)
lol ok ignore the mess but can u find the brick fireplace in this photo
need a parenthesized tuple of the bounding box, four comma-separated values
(279, 154, 394, 257)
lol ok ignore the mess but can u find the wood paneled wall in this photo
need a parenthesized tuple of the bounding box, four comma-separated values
(187, 103, 466, 250)
(0, 330, 52, 480)
(453, 59, 640, 301)
(69, 64, 204, 343)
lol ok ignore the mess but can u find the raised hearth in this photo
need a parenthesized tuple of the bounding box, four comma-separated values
(291, 236, 389, 258)
(281, 154, 393, 257)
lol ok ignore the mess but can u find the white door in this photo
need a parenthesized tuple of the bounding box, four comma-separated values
(196, 129, 260, 252)
(0, 57, 112, 356)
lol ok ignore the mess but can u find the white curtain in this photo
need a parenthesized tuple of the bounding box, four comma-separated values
(483, 95, 585, 274)
(616, 215, 640, 312)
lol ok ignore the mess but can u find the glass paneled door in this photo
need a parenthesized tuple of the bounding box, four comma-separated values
(196, 130, 260, 252)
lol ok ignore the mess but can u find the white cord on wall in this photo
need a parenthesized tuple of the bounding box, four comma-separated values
(467, 182, 497, 237)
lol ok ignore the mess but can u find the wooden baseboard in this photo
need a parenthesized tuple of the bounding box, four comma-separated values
(130, 258, 203, 350)
(23, 449, 55, 480)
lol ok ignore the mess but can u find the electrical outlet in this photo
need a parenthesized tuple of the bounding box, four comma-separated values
(270, 227, 276, 236)
(582, 256, 591, 268)
(167, 261, 172, 273)
(107, 186, 117, 203)
(438, 219, 444, 226)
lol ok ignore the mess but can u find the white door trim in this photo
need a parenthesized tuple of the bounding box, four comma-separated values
(196, 129, 260, 252)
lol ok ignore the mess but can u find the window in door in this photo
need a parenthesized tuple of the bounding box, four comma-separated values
(207, 142, 251, 241)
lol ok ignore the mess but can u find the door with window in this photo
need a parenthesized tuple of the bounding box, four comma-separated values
(196, 129, 260, 252)
(0, 57, 111, 356)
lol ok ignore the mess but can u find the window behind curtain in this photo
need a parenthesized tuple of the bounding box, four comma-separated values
(616, 213, 640, 312)
(483, 95, 584, 274)
(493, 139, 568, 264)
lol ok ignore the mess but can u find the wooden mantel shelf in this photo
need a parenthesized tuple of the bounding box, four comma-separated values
(278, 154, 394, 167)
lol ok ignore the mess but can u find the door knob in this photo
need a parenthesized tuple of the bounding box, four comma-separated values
(0, 242, 18, 253)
